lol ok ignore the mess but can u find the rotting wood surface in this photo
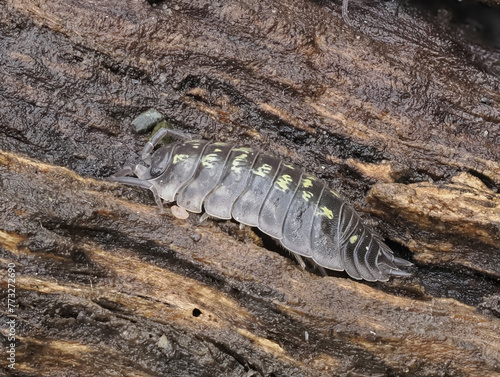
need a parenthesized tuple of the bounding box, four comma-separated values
(0, 0, 499, 376)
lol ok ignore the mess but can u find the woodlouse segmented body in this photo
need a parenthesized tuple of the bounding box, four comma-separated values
(111, 128, 411, 282)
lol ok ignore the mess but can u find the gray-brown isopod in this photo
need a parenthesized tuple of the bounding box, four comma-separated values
(111, 127, 412, 282)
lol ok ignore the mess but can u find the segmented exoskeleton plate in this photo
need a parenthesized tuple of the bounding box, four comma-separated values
(111, 128, 412, 282)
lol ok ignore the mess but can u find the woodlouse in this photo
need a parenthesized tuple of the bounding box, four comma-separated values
(111, 126, 412, 282)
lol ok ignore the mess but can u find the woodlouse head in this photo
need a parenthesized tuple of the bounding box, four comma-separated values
(149, 144, 174, 178)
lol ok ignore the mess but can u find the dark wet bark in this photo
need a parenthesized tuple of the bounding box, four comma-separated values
(1, 0, 499, 376)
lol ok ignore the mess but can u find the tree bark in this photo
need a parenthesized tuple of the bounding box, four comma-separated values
(1, 0, 499, 376)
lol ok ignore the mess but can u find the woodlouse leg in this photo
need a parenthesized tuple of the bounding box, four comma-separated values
(342, 0, 351, 25)
(291, 252, 307, 270)
(317, 265, 328, 277)
(199, 212, 210, 223)
(109, 176, 163, 210)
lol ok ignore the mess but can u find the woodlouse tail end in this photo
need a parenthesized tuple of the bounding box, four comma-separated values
(378, 262, 412, 279)
(392, 256, 414, 267)
(388, 268, 413, 278)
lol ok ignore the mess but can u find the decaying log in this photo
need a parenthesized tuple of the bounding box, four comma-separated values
(0, 0, 499, 376)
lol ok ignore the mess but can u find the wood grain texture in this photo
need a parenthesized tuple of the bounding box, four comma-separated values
(0, 0, 499, 376)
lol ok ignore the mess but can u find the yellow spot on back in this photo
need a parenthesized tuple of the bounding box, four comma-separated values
(173, 154, 189, 164)
(316, 206, 334, 219)
(253, 164, 272, 177)
(187, 140, 200, 149)
(302, 191, 313, 201)
(302, 178, 314, 188)
(231, 153, 248, 174)
(201, 153, 219, 168)
(275, 174, 293, 192)
(232, 147, 253, 153)
(283, 164, 295, 170)
(349, 235, 359, 244)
